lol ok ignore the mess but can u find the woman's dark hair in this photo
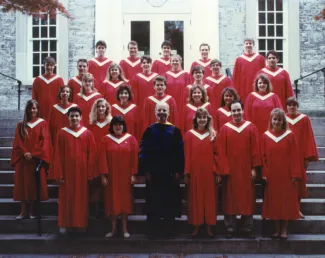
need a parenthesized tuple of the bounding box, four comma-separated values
(109, 116, 128, 134)
(220, 87, 239, 107)
(116, 85, 133, 101)
(20, 99, 40, 140)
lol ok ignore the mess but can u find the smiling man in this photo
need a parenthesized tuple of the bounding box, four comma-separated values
(119, 41, 142, 80)
(139, 102, 184, 238)
(152, 40, 173, 75)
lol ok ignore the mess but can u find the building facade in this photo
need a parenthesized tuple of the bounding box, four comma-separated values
(0, 0, 324, 110)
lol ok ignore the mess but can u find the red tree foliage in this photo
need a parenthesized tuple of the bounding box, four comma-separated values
(315, 7, 325, 21)
(0, 0, 71, 18)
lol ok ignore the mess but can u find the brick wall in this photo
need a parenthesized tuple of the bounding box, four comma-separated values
(299, 0, 325, 109)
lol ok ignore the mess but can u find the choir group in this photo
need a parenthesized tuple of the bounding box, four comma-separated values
(11, 38, 319, 240)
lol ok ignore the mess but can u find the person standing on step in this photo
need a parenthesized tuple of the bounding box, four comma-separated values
(190, 43, 212, 81)
(49, 106, 96, 235)
(218, 100, 261, 239)
(184, 107, 228, 237)
(139, 102, 184, 238)
(232, 38, 265, 102)
(32, 56, 64, 121)
(285, 97, 319, 219)
(119, 41, 142, 81)
(261, 108, 302, 240)
(11, 99, 51, 220)
(152, 40, 172, 76)
(98, 116, 138, 238)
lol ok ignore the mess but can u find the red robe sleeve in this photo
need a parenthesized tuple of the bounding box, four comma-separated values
(288, 133, 303, 179)
(260, 133, 269, 179)
(86, 131, 97, 180)
(130, 136, 139, 175)
(232, 58, 241, 97)
(48, 130, 64, 180)
(130, 75, 138, 104)
(303, 117, 319, 162)
(284, 70, 294, 102)
(168, 97, 178, 126)
(30, 121, 52, 164)
(249, 124, 262, 168)
(213, 135, 229, 176)
(244, 93, 254, 122)
(10, 123, 28, 166)
(184, 132, 191, 174)
(98, 137, 109, 176)
(143, 98, 153, 129)
(273, 94, 283, 109)
(32, 80, 37, 100)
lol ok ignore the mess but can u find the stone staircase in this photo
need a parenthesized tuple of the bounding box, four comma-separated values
(0, 110, 325, 254)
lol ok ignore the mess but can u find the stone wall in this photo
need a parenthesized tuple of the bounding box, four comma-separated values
(299, 0, 325, 110)
(218, 0, 246, 71)
(68, 0, 96, 78)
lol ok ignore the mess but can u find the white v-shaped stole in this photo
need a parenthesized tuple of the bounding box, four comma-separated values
(112, 104, 136, 115)
(262, 67, 283, 77)
(196, 59, 211, 67)
(225, 121, 251, 133)
(72, 76, 82, 86)
(90, 58, 111, 67)
(107, 133, 131, 144)
(286, 114, 306, 125)
(218, 107, 231, 117)
(189, 129, 209, 140)
(148, 95, 171, 104)
(265, 130, 291, 143)
(106, 80, 125, 88)
(53, 104, 78, 115)
(96, 119, 110, 128)
(251, 92, 274, 100)
(166, 70, 185, 78)
(240, 53, 259, 62)
(62, 126, 87, 138)
(137, 73, 158, 82)
(27, 118, 44, 128)
(39, 75, 59, 84)
(157, 58, 170, 65)
(124, 58, 141, 67)
(77, 92, 100, 101)
(187, 102, 210, 111)
(206, 75, 226, 84)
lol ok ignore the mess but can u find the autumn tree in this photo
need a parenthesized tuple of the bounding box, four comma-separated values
(0, 0, 71, 18)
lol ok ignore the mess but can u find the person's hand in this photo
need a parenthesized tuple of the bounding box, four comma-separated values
(145, 172, 151, 181)
(251, 168, 257, 180)
(262, 177, 267, 183)
(184, 174, 189, 184)
(56, 179, 64, 185)
(175, 173, 181, 180)
(292, 177, 298, 184)
(131, 175, 137, 184)
(24, 152, 32, 160)
(101, 175, 108, 187)
(304, 160, 309, 170)
(216, 175, 222, 184)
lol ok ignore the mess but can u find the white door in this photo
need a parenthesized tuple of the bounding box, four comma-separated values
(123, 14, 191, 70)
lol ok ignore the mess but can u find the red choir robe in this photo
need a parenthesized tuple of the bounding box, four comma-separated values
(67, 75, 100, 102)
(232, 53, 265, 102)
(75, 92, 103, 127)
(98, 133, 138, 215)
(244, 92, 283, 135)
(257, 67, 294, 109)
(181, 102, 213, 133)
(143, 95, 178, 130)
(130, 72, 158, 109)
(165, 70, 191, 112)
(101, 80, 127, 105)
(49, 126, 96, 228)
(261, 130, 302, 220)
(32, 74, 65, 121)
(219, 120, 261, 215)
(152, 58, 171, 75)
(185, 129, 228, 225)
(205, 75, 233, 109)
(88, 118, 111, 202)
(214, 106, 232, 132)
(190, 59, 212, 81)
(112, 103, 139, 141)
(11, 118, 51, 201)
(286, 113, 319, 198)
(183, 84, 212, 106)
(119, 57, 142, 81)
(88, 57, 112, 91)
(48, 103, 79, 146)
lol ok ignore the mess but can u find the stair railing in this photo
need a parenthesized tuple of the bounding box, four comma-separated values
(225, 68, 232, 79)
(0, 72, 22, 110)
(293, 67, 325, 100)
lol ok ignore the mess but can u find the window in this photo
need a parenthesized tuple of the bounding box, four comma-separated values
(257, 0, 284, 66)
(31, 14, 58, 77)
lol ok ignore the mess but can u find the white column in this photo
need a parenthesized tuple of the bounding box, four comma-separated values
(95, 0, 123, 63)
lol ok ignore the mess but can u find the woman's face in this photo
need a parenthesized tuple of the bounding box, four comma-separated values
(197, 114, 208, 128)
(97, 101, 107, 116)
(257, 78, 268, 93)
(119, 90, 130, 102)
(110, 67, 120, 79)
(287, 102, 298, 115)
(224, 91, 235, 105)
(171, 58, 181, 69)
(113, 123, 123, 136)
(193, 70, 204, 81)
(271, 114, 284, 131)
(192, 88, 203, 103)
(60, 87, 71, 101)
(28, 104, 38, 118)
(83, 79, 93, 93)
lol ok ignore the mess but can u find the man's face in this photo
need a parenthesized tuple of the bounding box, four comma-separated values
(155, 103, 169, 122)
(210, 62, 221, 74)
(267, 54, 278, 68)
(162, 45, 171, 58)
(244, 40, 254, 53)
(141, 60, 152, 71)
(77, 62, 88, 75)
(44, 62, 55, 75)
(154, 81, 166, 95)
(200, 45, 210, 59)
(231, 102, 244, 123)
(68, 111, 81, 127)
(128, 44, 138, 57)
(193, 70, 204, 81)
(96, 45, 106, 57)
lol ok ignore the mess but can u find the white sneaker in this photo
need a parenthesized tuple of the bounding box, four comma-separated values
(105, 232, 115, 238)
(16, 214, 28, 220)
(123, 232, 130, 238)
(59, 228, 67, 234)
(29, 215, 37, 219)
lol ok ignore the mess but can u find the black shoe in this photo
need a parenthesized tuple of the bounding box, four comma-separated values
(243, 231, 256, 239)
(225, 232, 233, 239)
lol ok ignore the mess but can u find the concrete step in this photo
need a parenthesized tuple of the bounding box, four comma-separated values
(308, 158, 325, 170)
(0, 147, 12, 158)
(0, 184, 57, 199)
(0, 233, 324, 254)
(0, 110, 24, 119)
(0, 128, 15, 137)
(0, 119, 21, 128)
(1, 215, 325, 235)
(0, 137, 14, 147)
(307, 171, 325, 184)
(0, 198, 324, 216)
(318, 147, 325, 157)
(316, 136, 325, 147)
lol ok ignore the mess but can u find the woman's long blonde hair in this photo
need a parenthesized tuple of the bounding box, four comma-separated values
(89, 98, 112, 124)
(188, 85, 209, 104)
(192, 107, 216, 141)
(81, 73, 97, 95)
(105, 62, 127, 82)
(20, 99, 40, 140)
(268, 108, 288, 131)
